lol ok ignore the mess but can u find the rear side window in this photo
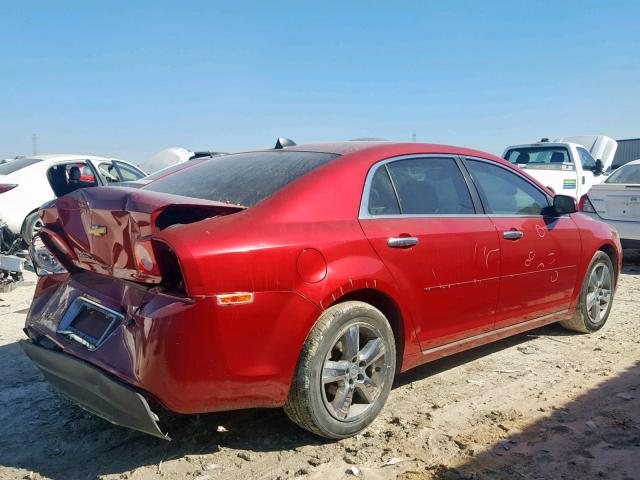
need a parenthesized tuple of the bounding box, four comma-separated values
(0, 157, 42, 175)
(368, 167, 400, 215)
(367, 157, 475, 215)
(466, 159, 549, 215)
(145, 151, 340, 207)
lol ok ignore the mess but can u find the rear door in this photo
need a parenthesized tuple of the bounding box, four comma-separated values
(464, 158, 581, 329)
(359, 155, 501, 350)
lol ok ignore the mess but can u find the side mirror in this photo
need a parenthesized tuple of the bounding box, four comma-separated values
(553, 194, 577, 214)
(594, 159, 604, 175)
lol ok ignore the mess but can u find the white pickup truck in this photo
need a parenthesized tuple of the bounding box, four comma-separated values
(502, 135, 618, 199)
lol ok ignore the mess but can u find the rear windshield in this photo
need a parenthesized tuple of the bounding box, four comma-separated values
(605, 164, 640, 184)
(504, 147, 575, 171)
(0, 157, 42, 175)
(144, 151, 340, 207)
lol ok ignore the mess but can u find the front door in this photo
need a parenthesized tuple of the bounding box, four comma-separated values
(359, 156, 501, 351)
(464, 158, 581, 329)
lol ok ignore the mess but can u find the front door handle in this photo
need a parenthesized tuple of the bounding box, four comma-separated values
(503, 230, 524, 240)
(387, 237, 419, 248)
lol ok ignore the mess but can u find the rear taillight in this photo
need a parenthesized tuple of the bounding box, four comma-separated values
(578, 194, 597, 213)
(0, 184, 17, 194)
(134, 238, 187, 294)
(134, 239, 161, 276)
(30, 236, 68, 276)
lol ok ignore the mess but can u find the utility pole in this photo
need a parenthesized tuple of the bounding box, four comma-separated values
(32, 133, 38, 155)
(411, 130, 416, 143)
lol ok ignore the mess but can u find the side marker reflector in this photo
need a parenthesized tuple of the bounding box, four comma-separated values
(216, 293, 254, 306)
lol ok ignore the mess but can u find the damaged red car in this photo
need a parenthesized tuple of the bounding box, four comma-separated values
(22, 140, 621, 440)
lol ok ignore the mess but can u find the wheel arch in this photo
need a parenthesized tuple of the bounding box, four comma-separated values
(329, 288, 406, 372)
(598, 243, 619, 282)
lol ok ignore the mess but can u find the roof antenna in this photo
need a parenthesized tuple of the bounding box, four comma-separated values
(275, 137, 296, 149)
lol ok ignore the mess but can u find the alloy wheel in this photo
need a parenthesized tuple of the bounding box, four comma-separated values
(321, 322, 389, 422)
(586, 263, 612, 324)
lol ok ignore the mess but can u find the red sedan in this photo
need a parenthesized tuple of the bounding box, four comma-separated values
(23, 141, 621, 440)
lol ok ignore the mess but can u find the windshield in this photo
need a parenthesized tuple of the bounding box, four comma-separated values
(144, 151, 340, 207)
(605, 163, 640, 184)
(504, 147, 575, 171)
(0, 157, 42, 175)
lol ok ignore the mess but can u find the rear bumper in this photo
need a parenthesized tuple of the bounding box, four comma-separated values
(21, 340, 169, 440)
(582, 212, 640, 242)
(25, 270, 322, 415)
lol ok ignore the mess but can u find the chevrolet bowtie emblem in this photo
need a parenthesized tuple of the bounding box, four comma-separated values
(89, 225, 107, 237)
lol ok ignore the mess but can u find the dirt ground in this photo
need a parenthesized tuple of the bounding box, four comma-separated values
(1, 251, 639, 480)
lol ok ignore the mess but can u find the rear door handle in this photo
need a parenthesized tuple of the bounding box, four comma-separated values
(503, 230, 523, 240)
(387, 237, 419, 248)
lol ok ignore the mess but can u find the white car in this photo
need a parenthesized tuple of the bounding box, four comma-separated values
(579, 159, 640, 249)
(0, 154, 145, 247)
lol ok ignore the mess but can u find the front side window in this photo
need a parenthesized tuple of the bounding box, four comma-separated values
(367, 157, 474, 215)
(466, 159, 549, 215)
(577, 147, 596, 170)
(98, 162, 121, 183)
(114, 161, 145, 181)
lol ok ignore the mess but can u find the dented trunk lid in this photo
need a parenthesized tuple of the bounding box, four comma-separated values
(40, 186, 243, 282)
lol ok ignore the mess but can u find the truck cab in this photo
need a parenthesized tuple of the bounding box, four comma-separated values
(502, 136, 617, 199)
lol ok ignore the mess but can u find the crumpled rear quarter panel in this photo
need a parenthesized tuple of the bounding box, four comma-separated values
(26, 271, 321, 414)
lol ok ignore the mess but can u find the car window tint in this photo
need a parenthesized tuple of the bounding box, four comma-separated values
(145, 151, 339, 207)
(115, 161, 145, 181)
(577, 147, 596, 170)
(368, 166, 400, 215)
(466, 159, 549, 215)
(0, 157, 42, 175)
(384, 157, 475, 215)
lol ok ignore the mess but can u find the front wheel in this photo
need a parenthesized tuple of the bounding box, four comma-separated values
(560, 251, 615, 333)
(21, 212, 44, 245)
(284, 301, 396, 439)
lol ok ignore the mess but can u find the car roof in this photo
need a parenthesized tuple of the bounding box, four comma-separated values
(26, 154, 116, 163)
(278, 141, 505, 162)
(504, 142, 582, 150)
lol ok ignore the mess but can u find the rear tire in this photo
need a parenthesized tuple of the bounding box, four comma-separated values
(559, 251, 615, 333)
(284, 301, 396, 439)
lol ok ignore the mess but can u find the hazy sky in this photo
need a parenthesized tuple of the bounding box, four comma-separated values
(1, 1, 638, 163)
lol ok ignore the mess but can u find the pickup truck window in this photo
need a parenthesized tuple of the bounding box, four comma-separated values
(577, 147, 597, 170)
(504, 147, 574, 171)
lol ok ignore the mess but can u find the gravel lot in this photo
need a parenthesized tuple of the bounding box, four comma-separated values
(1, 250, 639, 480)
